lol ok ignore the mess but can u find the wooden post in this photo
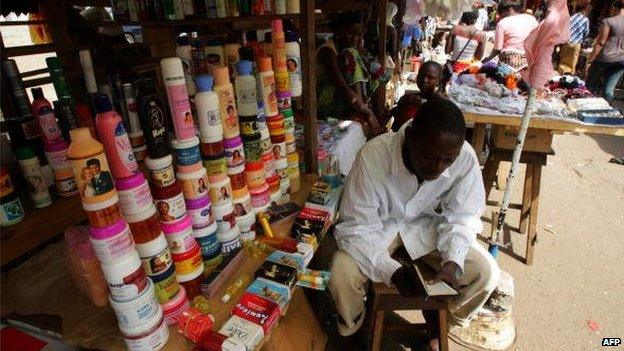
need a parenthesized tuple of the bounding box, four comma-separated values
(378, 0, 388, 62)
(301, 0, 317, 174)
(525, 165, 541, 265)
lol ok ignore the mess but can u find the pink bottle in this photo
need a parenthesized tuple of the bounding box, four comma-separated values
(160, 57, 197, 141)
(30, 87, 64, 147)
(94, 93, 139, 179)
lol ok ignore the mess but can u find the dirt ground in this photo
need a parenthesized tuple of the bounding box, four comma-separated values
(458, 132, 624, 351)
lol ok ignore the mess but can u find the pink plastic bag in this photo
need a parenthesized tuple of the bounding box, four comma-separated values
(64, 226, 108, 307)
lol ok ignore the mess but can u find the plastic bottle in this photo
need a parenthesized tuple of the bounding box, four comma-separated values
(224, 36, 242, 79)
(174, 0, 185, 19)
(204, 39, 224, 73)
(161, 57, 197, 141)
(191, 34, 208, 76)
(258, 57, 278, 117)
(31, 88, 64, 147)
(75, 103, 98, 140)
(54, 98, 81, 142)
(220, 275, 251, 302)
(46, 57, 72, 99)
(263, 32, 273, 58)
(286, 0, 300, 14)
(215, 0, 227, 18)
(122, 83, 145, 144)
(213, 67, 240, 139)
(16, 146, 52, 208)
(136, 78, 171, 159)
(234, 60, 258, 116)
(285, 31, 302, 97)
(183, 0, 195, 16)
(79, 49, 98, 94)
(274, 0, 286, 14)
(194, 75, 223, 142)
(94, 93, 139, 179)
(176, 36, 197, 96)
(227, 0, 240, 17)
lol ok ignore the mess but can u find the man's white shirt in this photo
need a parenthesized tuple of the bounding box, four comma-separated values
(334, 128, 486, 285)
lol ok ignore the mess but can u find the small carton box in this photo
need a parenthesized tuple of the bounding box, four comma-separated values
(254, 261, 298, 290)
(266, 250, 306, 273)
(246, 277, 292, 312)
(232, 292, 281, 334)
(219, 315, 264, 351)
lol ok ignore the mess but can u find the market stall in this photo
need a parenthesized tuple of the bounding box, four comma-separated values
(0, 0, 350, 349)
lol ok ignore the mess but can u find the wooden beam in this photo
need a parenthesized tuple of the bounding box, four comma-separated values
(301, 0, 317, 174)
(3, 44, 56, 57)
(21, 68, 49, 78)
(23, 76, 53, 88)
(378, 0, 388, 62)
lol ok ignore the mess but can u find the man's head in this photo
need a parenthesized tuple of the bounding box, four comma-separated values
(417, 61, 443, 98)
(332, 12, 362, 48)
(404, 97, 466, 181)
(460, 10, 480, 25)
(86, 158, 101, 175)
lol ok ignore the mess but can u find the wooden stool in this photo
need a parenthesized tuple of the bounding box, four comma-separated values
(367, 283, 450, 351)
(481, 147, 554, 265)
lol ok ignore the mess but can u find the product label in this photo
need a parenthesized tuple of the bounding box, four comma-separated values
(91, 229, 135, 263)
(45, 148, 70, 171)
(114, 122, 139, 173)
(153, 268, 180, 303)
(36, 108, 63, 144)
(277, 97, 291, 111)
(119, 182, 153, 214)
(275, 70, 289, 92)
(203, 158, 227, 176)
(107, 266, 147, 301)
(124, 318, 169, 351)
(216, 212, 236, 232)
(71, 153, 115, 203)
(233, 198, 253, 218)
(165, 84, 196, 140)
(189, 205, 213, 228)
(261, 76, 278, 116)
(56, 177, 78, 195)
(166, 228, 196, 254)
(179, 173, 209, 200)
(21, 120, 42, 140)
(174, 249, 203, 274)
(225, 144, 245, 168)
(237, 87, 257, 107)
(145, 100, 169, 149)
(221, 237, 242, 255)
(1, 198, 24, 223)
(209, 181, 232, 206)
(141, 247, 173, 276)
(175, 145, 201, 165)
(240, 120, 259, 135)
(197, 232, 220, 258)
(217, 89, 240, 138)
(0, 172, 14, 197)
(259, 137, 272, 153)
(149, 163, 175, 188)
(192, 47, 208, 75)
(20, 163, 51, 207)
(156, 192, 186, 222)
(272, 141, 287, 160)
(243, 139, 263, 163)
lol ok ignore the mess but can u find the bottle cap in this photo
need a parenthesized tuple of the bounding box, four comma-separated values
(237, 60, 253, 76)
(195, 75, 214, 91)
(31, 87, 44, 100)
(258, 57, 273, 72)
(160, 57, 185, 81)
(271, 19, 283, 34)
(45, 57, 61, 71)
(285, 30, 298, 42)
(94, 93, 113, 113)
(212, 67, 230, 85)
(15, 146, 35, 160)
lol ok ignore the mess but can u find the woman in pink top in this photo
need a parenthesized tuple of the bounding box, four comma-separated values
(484, 0, 539, 69)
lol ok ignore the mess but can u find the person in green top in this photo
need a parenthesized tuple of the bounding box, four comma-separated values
(316, 12, 384, 136)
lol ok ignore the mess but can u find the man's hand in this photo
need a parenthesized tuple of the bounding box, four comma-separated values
(391, 266, 417, 297)
(436, 261, 462, 290)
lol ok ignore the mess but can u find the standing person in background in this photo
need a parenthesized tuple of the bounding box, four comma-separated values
(445, 10, 487, 73)
(585, 0, 624, 104)
(316, 12, 384, 136)
(484, 0, 539, 70)
(557, 1, 590, 74)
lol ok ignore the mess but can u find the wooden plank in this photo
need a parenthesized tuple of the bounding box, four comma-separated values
(519, 165, 534, 234)
(3, 44, 56, 57)
(371, 310, 385, 351)
(23, 76, 53, 88)
(463, 111, 624, 137)
(301, 0, 318, 174)
(1, 195, 85, 267)
(470, 123, 487, 157)
(378, 0, 388, 62)
(317, 0, 371, 12)
(20, 68, 49, 78)
(439, 309, 449, 351)
(525, 165, 542, 265)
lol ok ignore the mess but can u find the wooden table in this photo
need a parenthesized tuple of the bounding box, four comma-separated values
(464, 111, 624, 156)
(463, 111, 623, 264)
(1, 174, 328, 351)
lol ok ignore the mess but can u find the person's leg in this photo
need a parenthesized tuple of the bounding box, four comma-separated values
(420, 243, 500, 327)
(328, 250, 369, 336)
(586, 61, 609, 96)
(602, 62, 624, 103)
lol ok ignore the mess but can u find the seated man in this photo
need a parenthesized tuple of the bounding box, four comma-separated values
(329, 97, 499, 349)
(391, 61, 443, 131)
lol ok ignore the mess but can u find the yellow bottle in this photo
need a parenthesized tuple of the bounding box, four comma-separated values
(221, 275, 251, 303)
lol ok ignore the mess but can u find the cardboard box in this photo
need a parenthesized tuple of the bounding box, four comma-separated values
(232, 292, 281, 334)
(201, 249, 244, 297)
(254, 261, 298, 290)
(219, 315, 264, 351)
(246, 277, 292, 311)
(491, 126, 553, 153)
(266, 250, 306, 273)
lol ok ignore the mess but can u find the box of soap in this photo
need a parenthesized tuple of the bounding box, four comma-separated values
(219, 315, 264, 351)
(246, 277, 291, 312)
(232, 292, 281, 334)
